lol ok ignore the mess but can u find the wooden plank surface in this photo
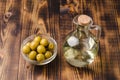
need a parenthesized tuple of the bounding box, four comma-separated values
(0, 0, 120, 80)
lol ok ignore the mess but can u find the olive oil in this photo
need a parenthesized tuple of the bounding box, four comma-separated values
(63, 15, 101, 67)
(63, 34, 99, 67)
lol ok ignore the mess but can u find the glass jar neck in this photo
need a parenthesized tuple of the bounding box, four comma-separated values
(72, 15, 93, 39)
(77, 25, 88, 31)
(75, 25, 90, 39)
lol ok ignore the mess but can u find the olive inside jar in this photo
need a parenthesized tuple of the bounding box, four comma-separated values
(63, 14, 101, 67)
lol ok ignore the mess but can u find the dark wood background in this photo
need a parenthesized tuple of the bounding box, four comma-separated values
(0, 0, 120, 80)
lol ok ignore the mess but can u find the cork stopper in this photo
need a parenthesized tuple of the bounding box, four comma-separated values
(78, 15, 91, 26)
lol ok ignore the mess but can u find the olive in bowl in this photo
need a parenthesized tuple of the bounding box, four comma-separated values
(21, 34, 57, 65)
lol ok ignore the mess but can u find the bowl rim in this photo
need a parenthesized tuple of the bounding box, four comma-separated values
(21, 34, 57, 65)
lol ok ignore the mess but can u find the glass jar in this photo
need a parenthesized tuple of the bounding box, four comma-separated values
(63, 15, 101, 67)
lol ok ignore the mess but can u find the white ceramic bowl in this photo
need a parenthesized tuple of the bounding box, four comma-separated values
(21, 34, 57, 65)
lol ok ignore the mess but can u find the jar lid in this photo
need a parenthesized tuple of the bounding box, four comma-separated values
(78, 15, 91, 26)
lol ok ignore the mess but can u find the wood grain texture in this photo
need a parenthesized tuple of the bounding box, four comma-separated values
(0, 0, 120, 80)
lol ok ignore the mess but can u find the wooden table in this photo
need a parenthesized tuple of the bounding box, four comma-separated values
(0, 0, 120, 80)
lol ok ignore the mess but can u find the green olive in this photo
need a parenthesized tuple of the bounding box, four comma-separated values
(37, 45, 46, 53)
(30, 41, 39, 50)
(36, 53, 45, 62)
(22, 45, 31, 54)
(45, 51, 52, 59)
(26, 42, 31, 47)
(40, 38, 49, 46)
(48, 43, 54, 50)
(28, 51, 37, 60)
(34, 36, 41, 42)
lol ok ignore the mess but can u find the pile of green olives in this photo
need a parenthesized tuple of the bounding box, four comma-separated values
(22, 36, 54, 62)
